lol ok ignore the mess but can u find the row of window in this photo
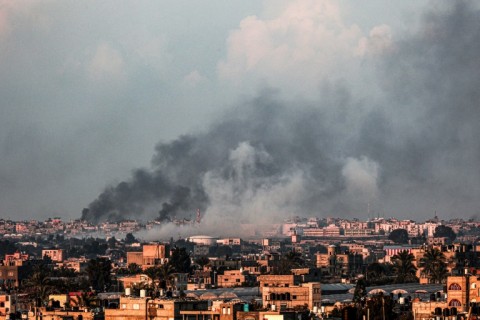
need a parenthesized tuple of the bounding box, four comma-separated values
(0, 272, 14, 277)
(265, 293, 298, 301)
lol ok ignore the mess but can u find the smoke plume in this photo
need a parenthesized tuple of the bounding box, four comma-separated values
(84, 1, 480, 225)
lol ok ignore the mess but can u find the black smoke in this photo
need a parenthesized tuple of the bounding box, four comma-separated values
(84, 1, 480, 223)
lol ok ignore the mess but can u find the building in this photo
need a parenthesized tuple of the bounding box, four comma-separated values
(316, 245, 363, 277)
(42, 249, 64, 262)
(104, 296, 209, 320)
(262, 282, 321, 311)
(258, 275, 299, 293)
(126, 243, 168, 269)
(0, 294, 15, 317)
(217, 270, 255, 288)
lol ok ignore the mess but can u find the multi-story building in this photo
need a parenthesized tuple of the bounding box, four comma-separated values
(127, 243, 168, 269)
(0, 294, 15, 317)
(258, 275, 299, 293)
(316, 245, 362, 277)
(262, 282, 321, 311)
(42, 249, 64, 262)
(217, 270, 255, 288)
(105, 296, 209, 320)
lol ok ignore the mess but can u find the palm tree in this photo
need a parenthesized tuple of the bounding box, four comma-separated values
(391, 250, 418, 283)
(366, 262, 393, 285)
(86, 257, 113, 292)
(22, 264, 53, 307)
(418, 247, 447, 283)
(145, 263, 175, 295)
(127, 263, 142, 274)
(158, 263, 175, 291)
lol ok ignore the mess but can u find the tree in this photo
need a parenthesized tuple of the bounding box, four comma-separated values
(158, 264, 175, 290)
(366, 262, 394, 285)
(364, 293, 395, 320)
(274, 250, 305, 274)
(127, 263, 142, 274)
(125, 233, 137, 244)
(418, 248, 447, 284)
(434, 225, 456, 243)
(107, 236, 117, 249)
(388, 229, 409, 244)
(145, 263, 175, 294)
(169, 247, 192, 273)
(23, 264, 53, 307)
(391, 250, 418, 283)
(352, 277, 367, 304)
(194, 256, 210, 269)
(86, 257, 113, 292)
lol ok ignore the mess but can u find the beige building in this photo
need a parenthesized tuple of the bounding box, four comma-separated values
(258, 275, 298, 294)
(411, 274, 480, 319)
(105, 296, 209, 320)
(316, 245, 362, 277)
(0, 294, 15, 317)
(42, 249, 64, 262)
(127, 243, 168, 269)
(262, 282, 321, 311)
(217, 270, 246, 288)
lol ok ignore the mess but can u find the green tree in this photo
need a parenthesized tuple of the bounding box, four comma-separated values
(107, 236, 117, 249)
(145, 263, 175, 293)
(169, 247, 192, 273)
(127, 263, 142, 274)
(352, 277, 367, 304)
(434, 225, 456, 243)
(366, 262, 394, 285)
(418, 247, 447, 284)
(391, 250, 418, 283)
(158, 263, 175, 290)
(125, 233, 137, 244)
(86, 257, 113, 292)
(274, 250, 305, 274)
(23, 264, 53, 307)
(364, 293, 395, 320)
(194, 256, 210, 269)
(388, 229, 409, 244)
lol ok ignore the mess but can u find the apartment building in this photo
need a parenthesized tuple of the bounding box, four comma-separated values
(42, 249, 64, 262)
(262, 282, 321, 311)
(126, 243, 168, 269)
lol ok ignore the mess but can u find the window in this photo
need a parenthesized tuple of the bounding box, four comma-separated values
(449, 299, 461, 307)
(121, 304, 127, 309)
(449, 283, 462, 291)
(133, 304, 140, 310)
(292, 295, 297, 300)
(7, 272, 13, 277)
(157, 304, 164, 309)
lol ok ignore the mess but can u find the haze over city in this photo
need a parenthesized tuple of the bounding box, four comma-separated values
(1, 1, 479, 224)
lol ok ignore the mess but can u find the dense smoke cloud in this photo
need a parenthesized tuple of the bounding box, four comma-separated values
(85, 1, 480, 225)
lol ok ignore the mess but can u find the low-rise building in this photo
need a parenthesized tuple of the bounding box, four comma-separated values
(262, 282, 321, 311)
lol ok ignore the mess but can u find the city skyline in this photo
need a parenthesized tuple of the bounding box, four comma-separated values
(1, 1, 479, 223)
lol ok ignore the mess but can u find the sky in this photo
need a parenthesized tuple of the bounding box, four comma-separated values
(1, 0, 479, 226)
